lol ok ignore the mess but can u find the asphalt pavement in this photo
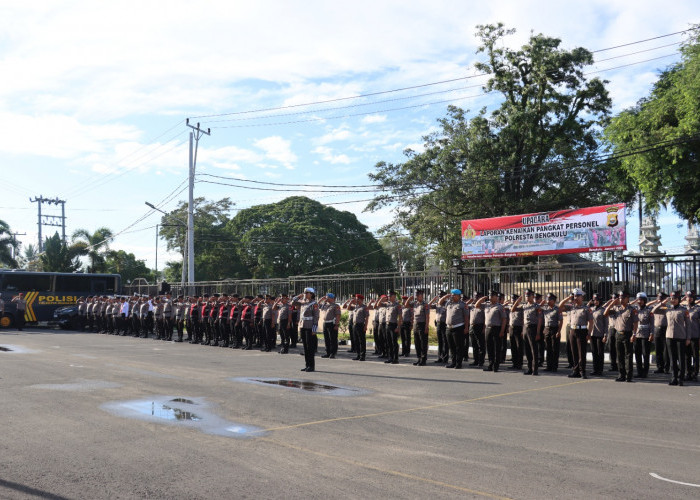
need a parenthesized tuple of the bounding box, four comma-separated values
(1, 329, 698, 499)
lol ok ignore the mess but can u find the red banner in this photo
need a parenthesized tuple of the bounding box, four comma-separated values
(461, 204, 626, 259)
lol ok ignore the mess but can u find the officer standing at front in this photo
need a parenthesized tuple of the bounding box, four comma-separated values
(379, 291, 402, 364)
(442, 289, 469, 369)
(319, 293, 341, 359)
(632, 292, 653, 378)
(653, 292, 670, 374)
(559, 288, 593, 379)
(542, 294, 563, 372)
(604, 291, 638, 382)
(652, 292, 690, 386)
(589, 294, 609, 376)
(475, 291, 506, 372)
(349, 294, 369, 361)
(408, 290, 430, 366)
(293, 288, 320, 372)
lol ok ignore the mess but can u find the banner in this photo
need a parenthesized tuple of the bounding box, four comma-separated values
(461, 203, 626, 259)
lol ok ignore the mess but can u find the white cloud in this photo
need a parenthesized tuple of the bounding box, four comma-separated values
(362, 114, 387, 124)
(312, 146, 352, 165)
(254, 136, 297, 169)
(317, 126, 352, 144)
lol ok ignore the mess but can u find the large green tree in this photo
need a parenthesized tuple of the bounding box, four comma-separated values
(104, 250, 155, 284)
(605, 27, 700, 223)
(160, 197, 249, 282)
(39, 232, 81, 272)
(0, 220, 19, 268)
(227, 196, 392, 278)
(368, 23, 617, 265)
(70, 227, 114, 273)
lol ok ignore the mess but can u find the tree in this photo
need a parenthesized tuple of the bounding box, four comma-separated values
(604, 27, 700, 223)
(0, 220, 19, 268)
(368, 23, 617, 266)
(18, 243, 41, 271)
(104, 250, 155, 283)
(227, 196, 392, 278)
(70, 227, 114, 273)
(160, 197, 250, 282)
(378, 229, 428, 272)
(39, 232, 81, 272)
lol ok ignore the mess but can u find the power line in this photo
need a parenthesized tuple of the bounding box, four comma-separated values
(189, 29, 694, 123)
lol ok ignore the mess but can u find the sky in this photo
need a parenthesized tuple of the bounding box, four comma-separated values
(0, 0, 698, 277)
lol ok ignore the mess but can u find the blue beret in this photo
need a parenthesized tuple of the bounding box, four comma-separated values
(451, 289, 462, 295)
(326, 293, 335, 299)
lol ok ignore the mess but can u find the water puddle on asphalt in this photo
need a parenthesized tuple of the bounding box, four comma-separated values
(101, 396, 265, 438)
(0, 346, 12, 352)
(233, 377, 368, 396)
(0, 344, 36, 353)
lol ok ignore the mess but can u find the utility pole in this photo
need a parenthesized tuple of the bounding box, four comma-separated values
(186, 119, 210, 294)
(29, 196, 66, 252)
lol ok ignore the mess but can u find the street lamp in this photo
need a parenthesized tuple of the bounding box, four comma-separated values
(146, 201, 188, 293)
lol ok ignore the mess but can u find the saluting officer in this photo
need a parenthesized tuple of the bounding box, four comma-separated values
(632, 292, 653, 378)
(475, 291, 506, 372)
(274, 294, 292, 353)
(560, 288, 594, 379)
(682, 291, 699, 381)
(442, 289, 469, 369)
(604, 291, 638, 382)
(399, 295, 413, 357)
(516, 290, 542, 376)
(508, 294, 525, 370)
(542, 293, 563, 372)
(319, 293, 341, 359)
(468, 292, 486, 367)
(652, 291, 690, 386)
(589, 294, 610, 376)
(408, 290, 430, 366)
(293, 288, 320, 372)
(380, 291, 402, 364)
(653, 292, 670, 374)
(429, 292, 448, 364)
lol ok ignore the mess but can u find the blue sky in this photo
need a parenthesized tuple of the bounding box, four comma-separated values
(0, 0, 698, 274)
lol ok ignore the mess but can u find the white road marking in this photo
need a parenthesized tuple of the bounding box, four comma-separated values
(650, 473, 700, 487)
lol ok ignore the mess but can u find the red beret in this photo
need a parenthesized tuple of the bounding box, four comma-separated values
(355, 294, 364, 300)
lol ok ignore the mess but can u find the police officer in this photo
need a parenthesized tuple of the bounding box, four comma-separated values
(475, 291, 506, 372)
(274, 294, 292, 353)
(682, 291, 699, 381)
(542, 293, 563, 372)
(508, 294, 524, 370)
(442, 289, 469, 369)
(589, 294, 610, 376)
(399, 295, 413, 357)
(239, 296, 255, 349)
(349, 294, 369, 361)
(319, 293, 341, 359)
(379, 291, 402, 364)
(604, 291, 638, 382)
(652, 291, 690, 386)
(653, 292, 670, 374)
(293, 288, 320, 372)
(430, 292, 448, 364)
(632, 292, 653, 378)
(560, 288, 593, 379)
(163, 293, 174, 341)
(516, 290, 542, 375)
(468, 292, 486, 367)
(261, 294, 275, 352)
(408, 290, 430, 366)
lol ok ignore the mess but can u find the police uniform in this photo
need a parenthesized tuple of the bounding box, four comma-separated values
(522, 299, 542, 375)
(508, 296, 524, 370)
(589, 303, 607, 375)
(685, 300, 699, 381)
(320, 296, 341, 358)
(542, 299, 563, 372)
(653, 296, 689, 385)
(653, 294, 670, 373)
(481, 295, 506, 372)
(400, 298, 413, 357)
(564, 299, 593, 378)
(445, 292, 469, 369)
(468, 297, 486, 366)
(294, 290, 320, 371)
(262, 298, 275, 351)
(432, 296, 448, 363)
(383, 296, 402, 364)
(607, 298, 637, 382)
(412, 296, 430, 366)
(633, 299, 653, 378)
(350, 296, 369, 361)
(276, 298, 291, 353)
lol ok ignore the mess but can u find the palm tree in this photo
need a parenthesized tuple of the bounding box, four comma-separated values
(71, 227, 114, 273)
(0, 220, 19, 268)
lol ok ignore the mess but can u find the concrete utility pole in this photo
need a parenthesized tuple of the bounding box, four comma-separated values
(30, 196, 66, 252)
(185, 119, 210, 293)
(10, 232, 26, 260)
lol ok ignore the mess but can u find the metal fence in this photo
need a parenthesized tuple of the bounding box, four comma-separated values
(122, 253, 700, 300)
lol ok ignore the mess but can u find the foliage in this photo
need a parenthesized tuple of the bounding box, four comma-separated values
(227, 196, 392, 278)
(0, 220, 19, 268)
(368, 23, 617, 266)
(104, 250, 155, 283)
(70, 227, 114, 273)
(604, 27, 700, 223)
(18, 243, 40, 271)
(377, 228, 428, 272)
(39, 232, 81, 272)
(159, 197, 250, 281)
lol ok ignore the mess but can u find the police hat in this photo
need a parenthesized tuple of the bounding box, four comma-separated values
(619, 290, 630, 298)
(326, 293, 335, 299)
(535, 293, 542, 300)
(355, 294, 365, 300)
(415, 289, 425, 295)
(450, 289, 462, 295)
(511, 294, 519, 300)
(489, 290, 499, 297)
(547, 293, 557, 301)
(636, 292, 648, 300)
(685, 290, 696, 299)
(524, 289, 535, 296)
(303, 287, 315, 294)
(670, 291, 682, 299)
(658, 292, 669, 299)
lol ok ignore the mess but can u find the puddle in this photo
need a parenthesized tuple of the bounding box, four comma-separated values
(0, 346, 12, 352)
(101, 396, 265, 438)
(31, 379, 122, 391)
(233, 377, 368, 396)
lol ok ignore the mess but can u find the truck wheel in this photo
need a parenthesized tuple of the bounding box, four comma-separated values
(1, 314, 14, 328)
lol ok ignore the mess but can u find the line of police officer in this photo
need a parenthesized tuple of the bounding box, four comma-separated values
(75, 286, 699, 385)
